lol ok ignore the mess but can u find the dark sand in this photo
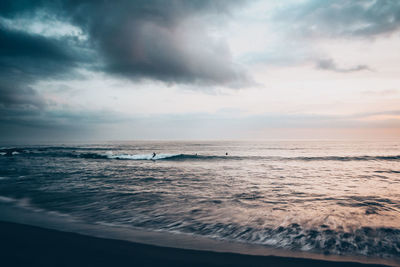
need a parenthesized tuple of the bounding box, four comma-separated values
(0, 221, 392, 267)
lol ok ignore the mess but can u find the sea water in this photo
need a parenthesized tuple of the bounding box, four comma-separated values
(0, 140, 399, 260)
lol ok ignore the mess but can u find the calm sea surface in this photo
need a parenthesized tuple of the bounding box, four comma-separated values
(0, 141, 399, 260)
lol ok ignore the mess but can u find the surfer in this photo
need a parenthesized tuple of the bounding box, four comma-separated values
(225, 152, 228, 156)
(152, 152, 156, 158)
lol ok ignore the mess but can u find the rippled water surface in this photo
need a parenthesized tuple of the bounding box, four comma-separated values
(1, 141, 399, 260)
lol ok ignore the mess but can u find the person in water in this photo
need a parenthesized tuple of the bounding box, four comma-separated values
(225, 152, 228, 156)
(152, 152, 156, 158)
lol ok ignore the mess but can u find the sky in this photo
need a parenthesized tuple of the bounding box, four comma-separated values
(1, 0, 400, 142)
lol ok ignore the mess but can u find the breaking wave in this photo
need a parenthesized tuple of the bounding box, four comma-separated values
(106, 153, 221, 161)
(164, 222, 400, 258)
(1, 192, 398, 259)
(1, 147, 400, 162)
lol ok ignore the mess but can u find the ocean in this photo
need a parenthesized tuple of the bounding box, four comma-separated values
(0, 140, 399, 262)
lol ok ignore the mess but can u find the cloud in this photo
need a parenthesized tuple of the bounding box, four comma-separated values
(67, 0, 249, 86)
(274, 0, 400, 38)
(361, 89, 399, 97)
(0, 23, 88, 117)
(0, 104, 130, 142)
(0, 83, 45, 108)
(0, 24, 82, 80)
(3, 110, 399, 142)
(316, 58, 371, 73)
(0, 0, 249, 87)
(0, 21, 94, 136)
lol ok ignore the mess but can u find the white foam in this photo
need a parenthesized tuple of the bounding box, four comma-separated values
(107, 153, 179, 160)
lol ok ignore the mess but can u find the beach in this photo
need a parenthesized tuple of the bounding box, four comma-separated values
(0, 221, 393, 267)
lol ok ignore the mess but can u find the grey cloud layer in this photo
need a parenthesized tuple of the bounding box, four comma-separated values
(0, 0, 248, 86)
(0, 22, 87, 116)
(316, 58, 370, 73)
(2, 109, 399, 142)
(66, 0, 248, 86)
(244, 0, 399, 69)
(275, 0, 400, 38)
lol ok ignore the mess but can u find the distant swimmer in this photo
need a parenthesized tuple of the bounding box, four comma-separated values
(152, 152, 156, 158)
(225, 152, 228, 156)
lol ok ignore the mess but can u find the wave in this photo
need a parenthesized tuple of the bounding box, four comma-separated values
(110, 215, 400, 259)
(2, 192, 398, 259)
(294, 155, 400, 161)
(2, 147, 400, 162)
(0, 146, 111, 156)
(106, 153, 225, 161)
(30, 152, 109, 159)
(0, 148, 24, 156)
(0, 148, 227, 161)
(109, 154, 400, 162)
(0, 195, 45, 213)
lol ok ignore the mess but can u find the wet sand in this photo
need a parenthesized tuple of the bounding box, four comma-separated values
(0, 221, 392, 267)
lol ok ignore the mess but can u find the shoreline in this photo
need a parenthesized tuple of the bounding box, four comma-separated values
(0, 201, 399, 267)
(0, 220, 395, 267)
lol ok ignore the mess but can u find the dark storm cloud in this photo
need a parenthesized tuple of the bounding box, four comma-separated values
(0, 25, 70, 60)
(0, 0, 47, 17)
(0, 23, 86, 111)
(0, 83, 45, 108)
(276, 0, 400, 38)
(1, 0, 248, 86)
(0, 25, 82, 80)
(0, 19, 92, 137)
(316, 58, 370, 73)
(61, 0, 248, 86)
